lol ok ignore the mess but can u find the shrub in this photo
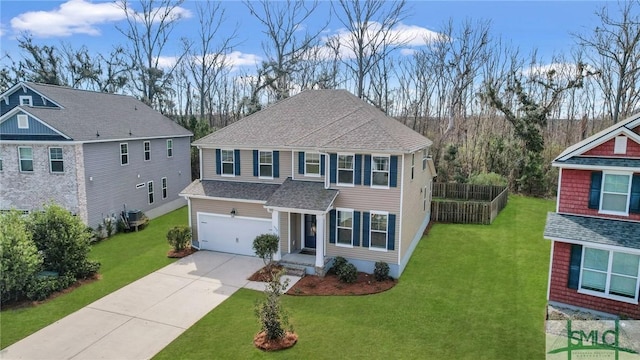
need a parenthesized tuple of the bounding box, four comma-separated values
(374, 261, 390, 281)
(0, 211, 43, 305)
(26, 274, 75, 301)
(330, 256, 348, 274)
(467, 172, 508, 187)
(252, 233, 279, 266)
(104, 218, 114, 237)
(167, 226, 192, 251)
(337, 262, 358, 283)
(28, 204, 99, 278)
(255, 269, 292, 340)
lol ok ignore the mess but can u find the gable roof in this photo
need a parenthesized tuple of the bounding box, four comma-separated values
(0, 82, 191, 142)
(194, 89, 432, 153)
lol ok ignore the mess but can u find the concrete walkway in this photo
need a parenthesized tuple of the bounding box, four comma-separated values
(1, 251, 300, 360)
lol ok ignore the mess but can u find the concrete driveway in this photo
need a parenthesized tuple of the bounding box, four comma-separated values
(1, 251, 299, 360)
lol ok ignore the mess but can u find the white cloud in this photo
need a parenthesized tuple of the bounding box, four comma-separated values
(10, 0, 125, 38)
(400, 48, 417, 56)
(390, 23, 441, 46)
(156, 51, 261, 70)
(523, 62, 595, 78)
(156, 56, 178, 69)
(0, 23, 5, 37)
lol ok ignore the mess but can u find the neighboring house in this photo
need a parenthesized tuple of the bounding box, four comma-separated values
(0, 82, 192, 228)
(544, 113, 640, 319)
(180, 89, 436, 278)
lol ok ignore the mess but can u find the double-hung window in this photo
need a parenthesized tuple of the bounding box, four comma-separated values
(259, 151, 273, 178)
(600, 173, 631, 215)
(580, 247, 640, 303)
(422, 148, 428, 170)
(305, 152, 320, 176)
(166, 139, 173, 157)
(221, 150, 235, 175)
(144, 141, 151, 161)
(148, 181, 154, 204)
(18, 147, 33, 172)
(49, 147, 64, 173)
(162, 177, 168, 199)
(337, 154, 354, 185)
(336, 210, 353, 246)
(370, 212, 388, 250)
(120, 143, 129, 165)
(372, 156, 389, 187)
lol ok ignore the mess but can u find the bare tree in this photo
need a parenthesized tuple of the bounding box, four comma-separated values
(330, 0, 407, 99)
(117, 0, 190, 109)
(574, 1, 640, 123)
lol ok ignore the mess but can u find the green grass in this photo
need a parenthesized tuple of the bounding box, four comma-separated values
(0, 207, 188, 349)
(154, 196, 554, 360)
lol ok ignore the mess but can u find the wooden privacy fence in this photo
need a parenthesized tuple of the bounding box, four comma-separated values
(431, 184, 509, 225)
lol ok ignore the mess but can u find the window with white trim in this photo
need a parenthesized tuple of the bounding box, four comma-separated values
(338, 154, 354, 185)
(305, 152, 320, 176)
(371, 156, 389, 187)
(259, 151, 273, 178)
(600, 173, 631, 214)
(144, 141, 151, 161)
(148, 181, 154, 204)
(162, 177, 167, 199)
(17, 114, 28, 129)
(166, 139, 173, 157)
(120, 143, 129, 165)
(370, 212, 388, 249)
(580, 247, 640, 302)
(221, 150, 234, 175)
(20, 96, 32, 106)
(18, 147, 33, 172)
(49, 147, 64, 173)
(422, 148, 428, 170)
(336, 210, 353, 246)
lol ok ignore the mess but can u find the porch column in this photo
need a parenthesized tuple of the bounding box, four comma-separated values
(272, 210, 281, 261)
(315, 213, 325, 271)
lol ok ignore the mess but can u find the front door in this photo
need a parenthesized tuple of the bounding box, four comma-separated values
(304, 214, 316, 248)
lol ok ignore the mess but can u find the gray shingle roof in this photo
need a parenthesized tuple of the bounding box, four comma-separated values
(544, 212, 640, 250)
(558, 156, 640, 168)
(264, 178, 339, 212)
(20, 82, 192, 141)
(194, 89, 431, 153)
(180, 180, 280, 202)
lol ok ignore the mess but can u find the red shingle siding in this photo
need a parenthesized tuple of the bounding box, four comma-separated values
(549, 242, 640, 319)
(558, 169, 640, 221)
(583, 137, 640, 157)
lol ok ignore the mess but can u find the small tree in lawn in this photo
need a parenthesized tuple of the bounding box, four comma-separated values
(254, 269, 296, 350)
(252, 233, 279, 268)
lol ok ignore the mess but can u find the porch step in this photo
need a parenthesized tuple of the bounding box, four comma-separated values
(280, 264, 306, 277)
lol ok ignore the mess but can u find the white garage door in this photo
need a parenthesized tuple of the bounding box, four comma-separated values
(197, 213, 273, 256)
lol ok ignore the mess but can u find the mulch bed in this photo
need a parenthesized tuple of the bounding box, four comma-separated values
(286, 272, 396, 296)
(167, 247, 198, 258)
(254, 331, 298, 351)
(248, 264, 284, 282)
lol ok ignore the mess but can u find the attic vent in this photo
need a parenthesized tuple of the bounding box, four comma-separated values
(17, 114, 28, 129)
(614, 136, 627, 154)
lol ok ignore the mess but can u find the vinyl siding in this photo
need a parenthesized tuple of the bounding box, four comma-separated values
(189, 198, 270, 240)
(400, 150, 433, 261)
(201, 148, 292, 183)
(279, 212, 289, 253)
(332, 186, 400, 212)
(83, 137, 191, 227)
(290, 213, 301, 252)
(0, 112, 62, 136)
(292, 151, 324, 182)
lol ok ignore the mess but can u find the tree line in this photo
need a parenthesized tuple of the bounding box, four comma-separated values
(2, 0, 639, 196)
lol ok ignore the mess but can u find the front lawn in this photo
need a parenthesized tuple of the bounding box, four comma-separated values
(0, 207, 188, 349)
(154, 196, 553, 359)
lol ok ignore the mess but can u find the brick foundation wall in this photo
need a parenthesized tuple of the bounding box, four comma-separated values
(558, 169, 640, 221)
(583, 137, 640, 157)
(549, 241, 640, 319)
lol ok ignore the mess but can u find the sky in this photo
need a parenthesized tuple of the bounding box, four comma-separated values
(0, 0, 611, 72)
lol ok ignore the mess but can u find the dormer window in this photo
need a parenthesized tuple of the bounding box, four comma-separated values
(17, 114, 28, 129)
(20, 96, 32, 106)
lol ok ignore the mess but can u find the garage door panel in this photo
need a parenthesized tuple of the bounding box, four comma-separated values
(198, 213, 272, 256)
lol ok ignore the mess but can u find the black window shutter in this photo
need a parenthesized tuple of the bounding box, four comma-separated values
(364, 155, 371, 186)
(253, 150, 258, 177)
(273, 151, 280, 178)
(630, 174, 640, 214)
(588, 171, 602, 209)
(330, 153, 337, 184)
(215, 149, 221, 175)
(298, 152, 305, 174)
(353, 211, 361, 246)
(568, 244, 582, 290)
(329, 210, 336, 244)
(354, 154, 362, 185)
(362, 211, 370, 247)
(234, 150, 241, 175)
(390, 156, 398, 187)
(320, 155, 326, 176)
(387, 214, 396, 250)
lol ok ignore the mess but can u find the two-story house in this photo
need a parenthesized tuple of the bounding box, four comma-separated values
(0, 82, 192, 228)
(180, 89, 436, 277)
(544, 113, 640, 319)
